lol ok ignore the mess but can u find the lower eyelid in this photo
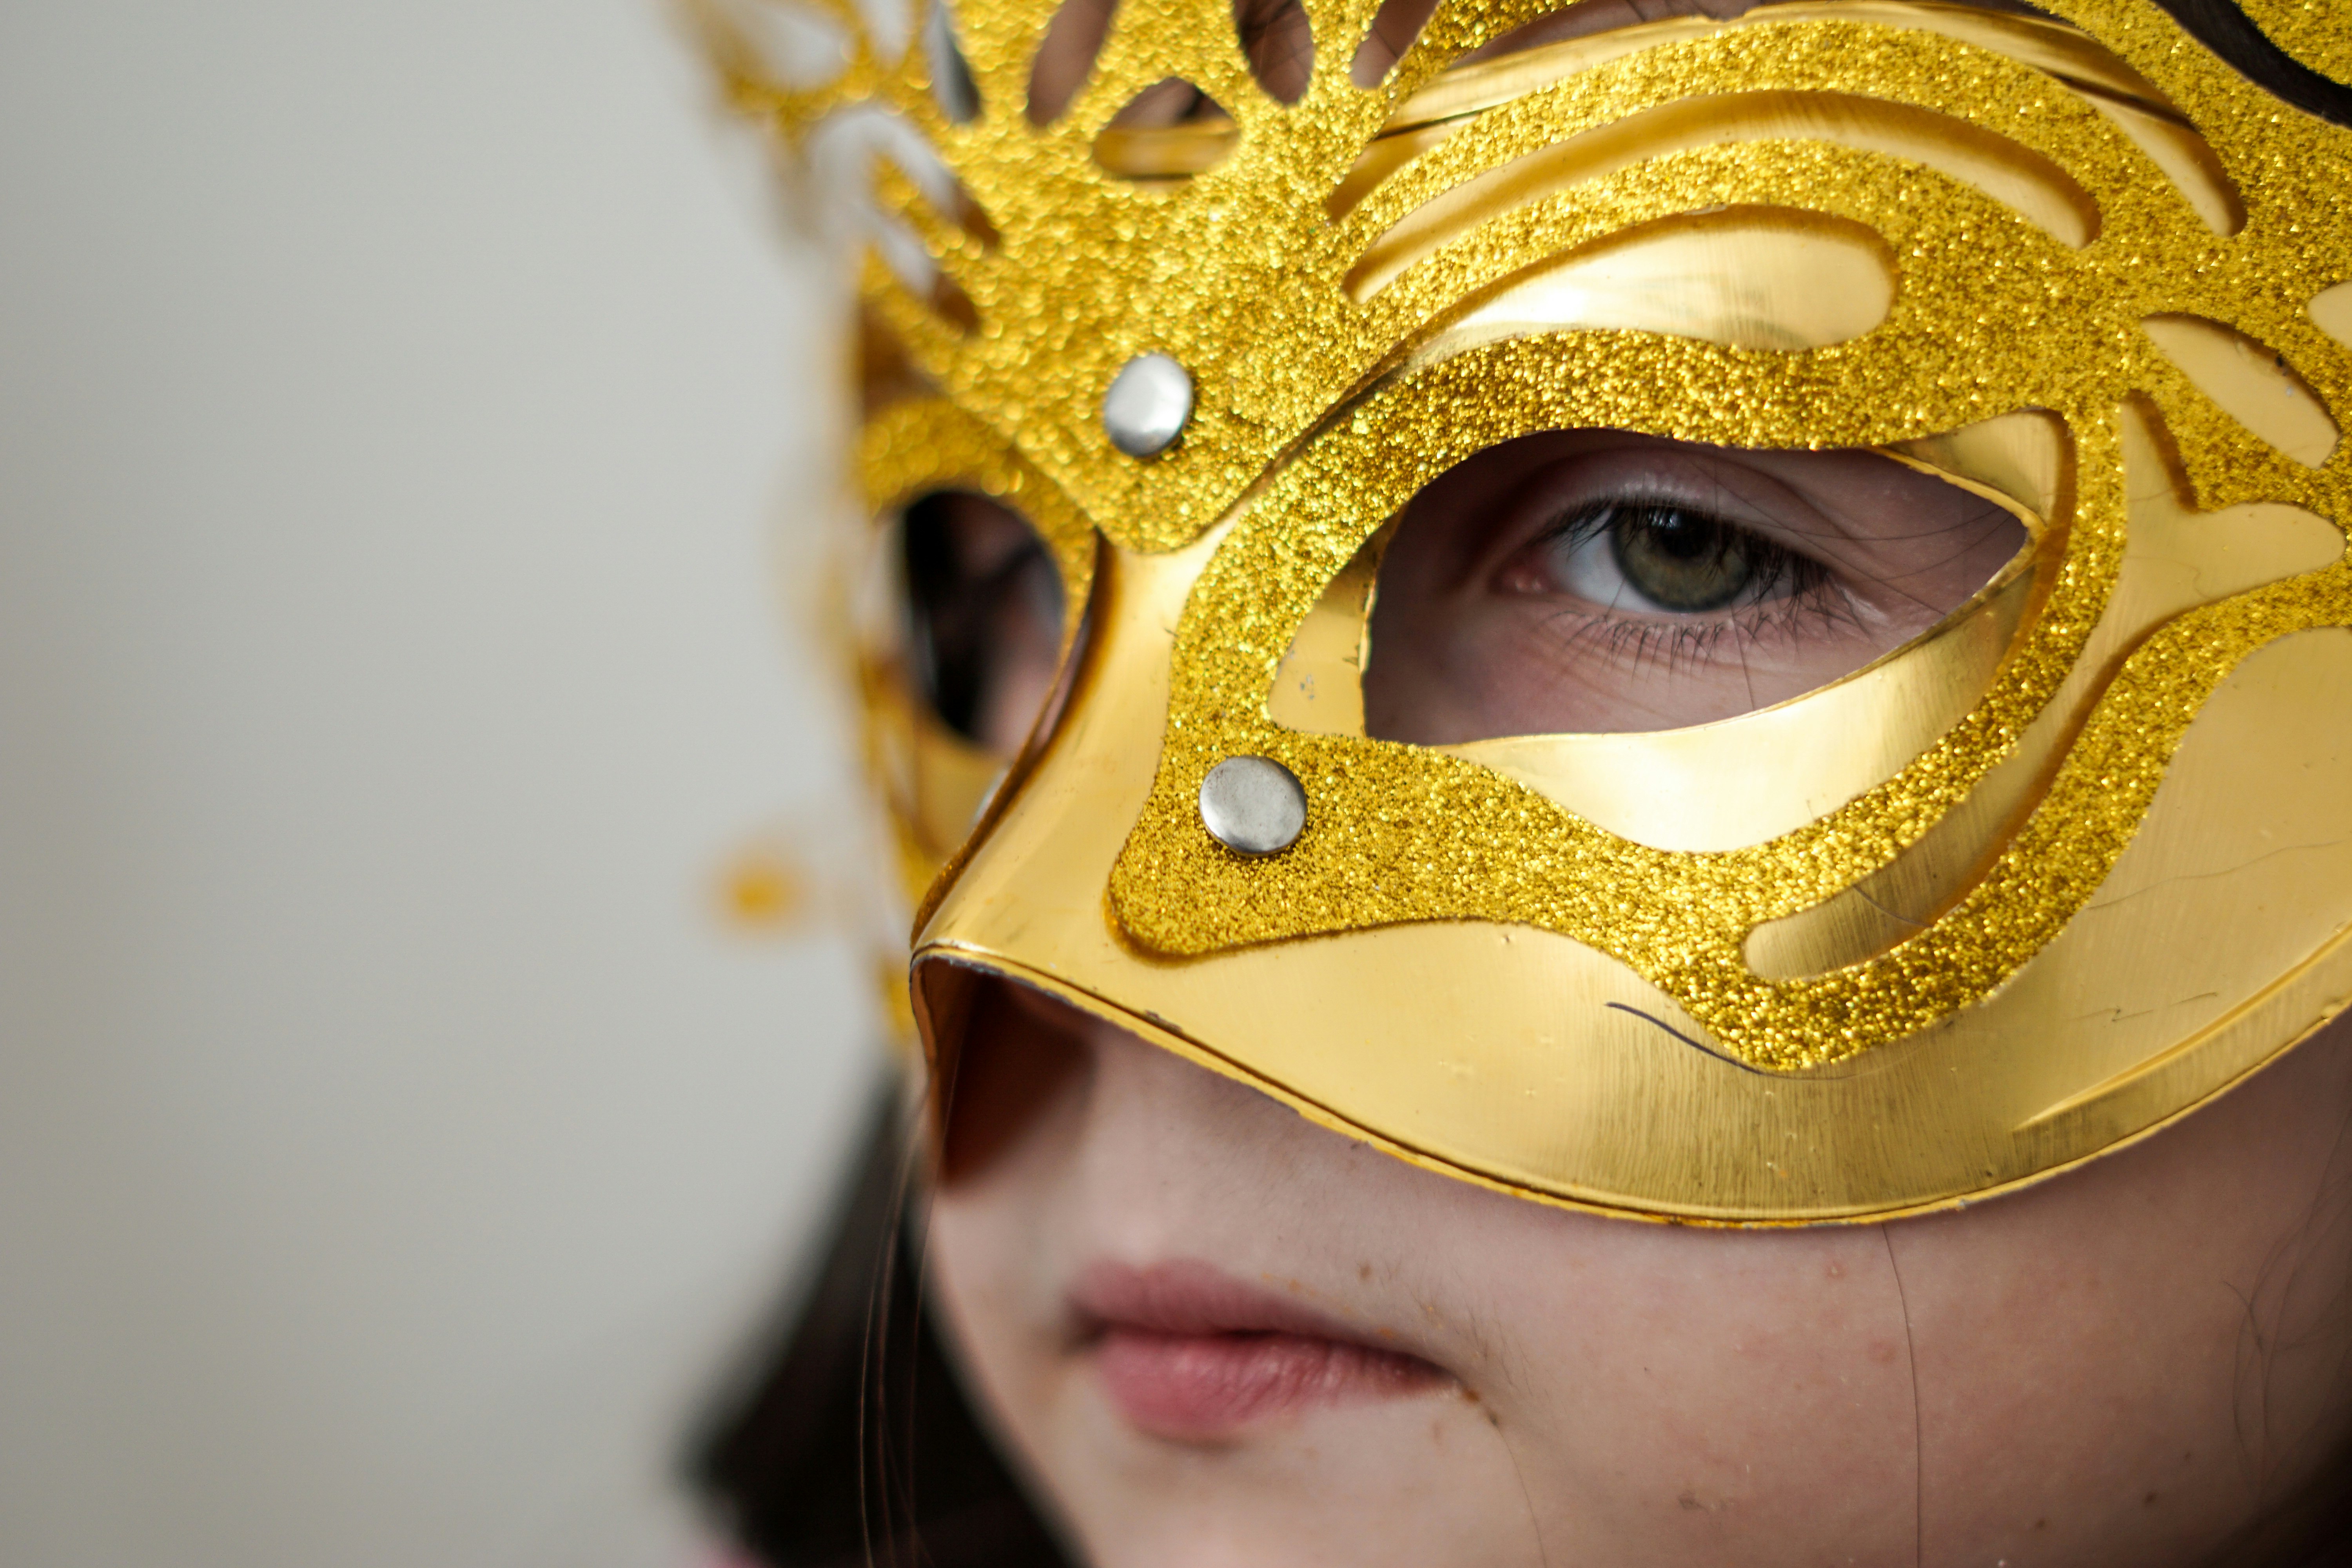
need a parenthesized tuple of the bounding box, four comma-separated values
(1543, 574, 1859, 639)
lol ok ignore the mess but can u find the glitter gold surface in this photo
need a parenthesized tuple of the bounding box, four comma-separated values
(704, 0, 2352, 1216)
(2238, 0, 2352, 87)
(1104, 350, 2352, 1067)
(854, 396, 1096, 911)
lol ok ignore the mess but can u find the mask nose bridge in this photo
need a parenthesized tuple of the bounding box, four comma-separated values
(909, 946, 1261, 1169)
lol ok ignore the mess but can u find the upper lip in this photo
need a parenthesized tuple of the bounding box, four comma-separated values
(1067, 1257, 1417, 1353)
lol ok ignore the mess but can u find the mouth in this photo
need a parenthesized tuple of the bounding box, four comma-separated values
(1068, 1259, 1451, 1441)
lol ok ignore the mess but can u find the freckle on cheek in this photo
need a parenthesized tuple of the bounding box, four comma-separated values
(1867, 1338, 1901, 1365)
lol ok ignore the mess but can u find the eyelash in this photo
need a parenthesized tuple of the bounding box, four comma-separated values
(1528, 498, 1862, 673)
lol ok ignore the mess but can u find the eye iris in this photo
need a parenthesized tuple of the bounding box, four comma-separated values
(1608, 505, 1752, 613)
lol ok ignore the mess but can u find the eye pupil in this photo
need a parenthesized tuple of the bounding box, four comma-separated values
(1645, 510, 1713, 560)
(1607, 504, 1753, 612)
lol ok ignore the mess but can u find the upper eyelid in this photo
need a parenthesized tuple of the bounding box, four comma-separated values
(1456, 440, 2019, 600)
(1512, 495, 1828, 588)
(1527, 498, 1618, 549)
(1496, 456, 1836, 560)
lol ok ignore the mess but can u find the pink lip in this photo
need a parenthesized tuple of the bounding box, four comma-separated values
(1070, 1259, 1447, 1441)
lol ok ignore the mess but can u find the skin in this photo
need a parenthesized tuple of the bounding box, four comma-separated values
(927, 989, 2352, 1567)
(903, 427, 2352, 1561)
(1361, 430, 2027, 740)
(904, 5, 2351, 1556)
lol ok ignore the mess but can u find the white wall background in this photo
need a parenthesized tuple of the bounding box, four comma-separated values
(0, 3, 873, 1565)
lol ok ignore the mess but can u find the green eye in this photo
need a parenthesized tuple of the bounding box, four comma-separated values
(1606, 506, 1755, 613)
(1541, 497, 1829, 621)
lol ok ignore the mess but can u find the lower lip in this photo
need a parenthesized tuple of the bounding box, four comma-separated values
(1094, 1327, 1444, 1441)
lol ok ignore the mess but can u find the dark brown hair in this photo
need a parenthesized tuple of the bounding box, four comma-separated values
(688, 1084, 1069, 1568)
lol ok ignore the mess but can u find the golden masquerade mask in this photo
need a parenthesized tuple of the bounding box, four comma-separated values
(700, 0, 2352, 1220)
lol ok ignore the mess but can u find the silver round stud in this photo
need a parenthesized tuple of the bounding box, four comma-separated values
(1198, 755, 1307, 856)
(1102, 352, 1194, 458)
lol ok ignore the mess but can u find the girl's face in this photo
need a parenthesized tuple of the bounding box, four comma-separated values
(929, 989, 2352, 1568)
(912, 427, 2352, 1563)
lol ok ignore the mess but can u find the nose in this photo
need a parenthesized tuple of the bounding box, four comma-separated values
(919, 956, 1333, 1250)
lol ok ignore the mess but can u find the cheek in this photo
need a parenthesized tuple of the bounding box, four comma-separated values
(1878, 1084, 2352, 1561)
(927, 1185, 1026, 1356)
(924, 1024, 1102, 1468)
(927, 1171, 1080, 1490)
(1463, 1221, 1923, 1555)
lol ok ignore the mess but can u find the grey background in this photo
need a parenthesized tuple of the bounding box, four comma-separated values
(0, 2, 872, 1564)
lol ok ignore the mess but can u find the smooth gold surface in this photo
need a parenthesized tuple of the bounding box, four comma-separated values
(1747, 403, 2346, 980)
(1446, 558, 2037, 852)
(1346, 87, 2101, 299)
(702, 0, 2352, 1218)
(2075, 91, 2242, 237)
(1891, 408, 2071, 521)
(2316, 281, 2352, 348)
(1266, 524, 1382, 733)
(852, 396, 1098, 914)
(2142, 312, 2342, 468)
(1410, 207, 1896, 355)
(915, 530, 2352, 1219)
(1093, 118, 1243, 178)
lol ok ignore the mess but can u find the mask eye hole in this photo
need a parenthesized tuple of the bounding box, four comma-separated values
(1352, 429, 2036, 745)
(900, 490, 1068, 760)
